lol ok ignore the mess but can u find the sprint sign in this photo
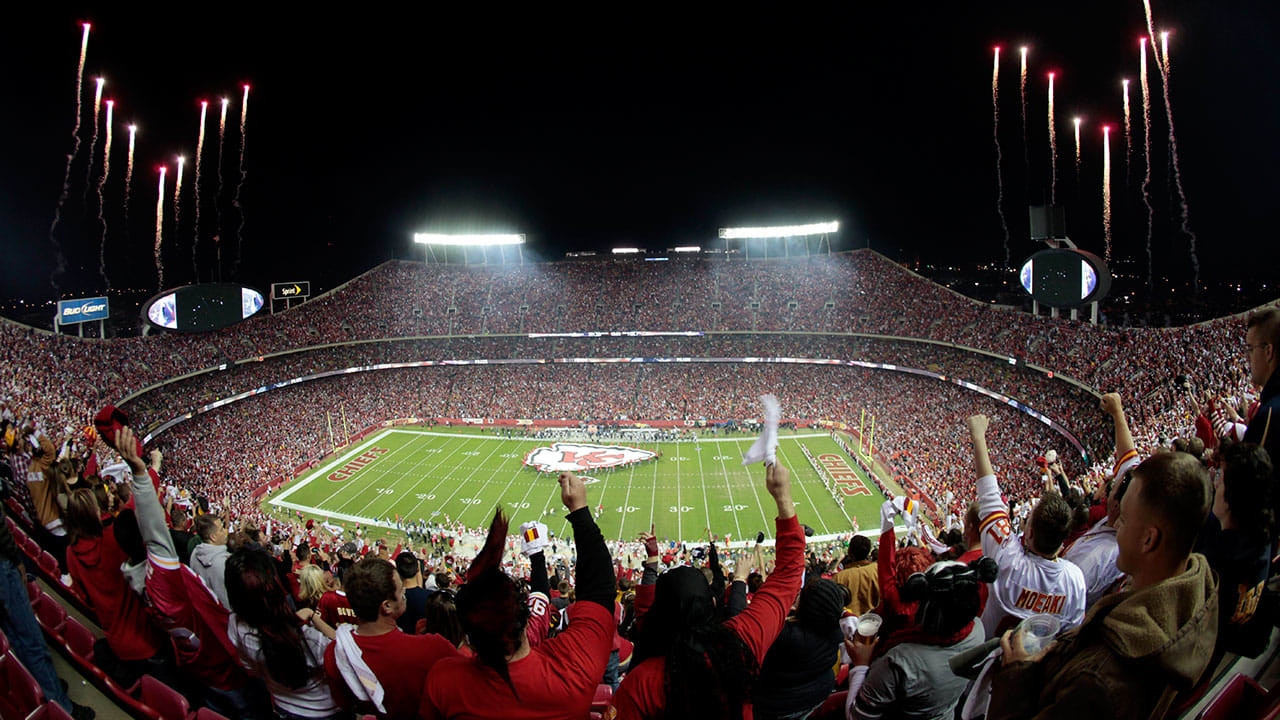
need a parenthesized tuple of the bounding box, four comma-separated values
(523, 443, 656, 473)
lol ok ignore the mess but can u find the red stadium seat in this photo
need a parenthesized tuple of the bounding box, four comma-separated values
(0, 629, 7, 655)
(25, 579, 39, 602)
(0, 651, 47, 720)
(32, 593, 67, 637)
(134, 675, 189, 720)
(59, 618, 95, 663)
(591, 684, 613, 714)
(36, 551, 58, 578)
(193, 708, 231, 720)
(1199, 673, 1268, 720)
(21, 536, 40, 559)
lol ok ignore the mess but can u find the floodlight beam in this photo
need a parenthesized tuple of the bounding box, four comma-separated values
(413, 233, 526, 247)
(718, 221, 839, 239)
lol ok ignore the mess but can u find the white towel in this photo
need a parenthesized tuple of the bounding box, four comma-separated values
(740, 394, 780, 466)
(332, 625, 386, 714)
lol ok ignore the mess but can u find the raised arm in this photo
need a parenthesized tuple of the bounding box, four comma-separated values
(968, 415, 1012, 556)
(1100, 393, 1136, 461)
(724, 462, 803, 663)
(115, 426, 178, 562)
(561, 472, 615, 612)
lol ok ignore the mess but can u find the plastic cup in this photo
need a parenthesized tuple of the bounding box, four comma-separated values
(1015, 613, 1061, 655)
(840, 615, 860, 643)
(856, 612, 882, 643)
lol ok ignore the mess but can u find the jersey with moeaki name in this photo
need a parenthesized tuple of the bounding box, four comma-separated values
(1062, 450, 1140, 610)
(976, 474, 1087, 640)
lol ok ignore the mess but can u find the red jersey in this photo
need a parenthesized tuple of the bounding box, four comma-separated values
(65, 529, 165, 661)
(322, 629, 458, 720)
(422, 601, 614, 719)
(145, 552, 243, 690)
(611, 515, 805, 719)
(526, 591, 551, 649)
(319, 590, 358, 626)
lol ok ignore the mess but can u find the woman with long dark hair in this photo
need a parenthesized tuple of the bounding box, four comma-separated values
(226, 547, 347, 720)
(613, 462, 804, 719)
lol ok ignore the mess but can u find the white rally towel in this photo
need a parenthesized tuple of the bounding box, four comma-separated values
(740, 394, 780, 466)
(333, 624, 387, 714)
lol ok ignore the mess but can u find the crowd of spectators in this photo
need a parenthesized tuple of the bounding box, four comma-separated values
(0, 251, 1276, 718)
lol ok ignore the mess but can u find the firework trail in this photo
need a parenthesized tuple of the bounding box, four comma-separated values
(1122, 79, 1132, 190)
(49, 22, 91, 290)
(84, 77, 104, 206)
(1019, 47, 1029, 174)
(1157, 32, 1198, 289)
(1073, 117, 1082, 182)
(1139, 38, 1155, 290)
(217, 98, 228, 270)
(992, 47, 1010, 266)
(174, 156, 185, 254)
(1142, 0, 1164, 69)
(1103, 125, 1112, 262)
(97, 99, 114, 288)
(1047, 72, 1057, 205)
(1161, 30, 1170, 73)
(232, 84, 250, 275)
(125, 125, 136, 222)
(194, 101, 208, 281)
(156, 166, 167, 290)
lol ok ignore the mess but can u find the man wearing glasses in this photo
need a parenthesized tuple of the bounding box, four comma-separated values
(1244, 307, 1280, 463)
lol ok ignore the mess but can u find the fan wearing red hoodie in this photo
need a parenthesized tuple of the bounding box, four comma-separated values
(112, 426, 254, 716)
(61, 488, 169, 685)
(611, 462, 804, 719)
(420, 472, 616, 720)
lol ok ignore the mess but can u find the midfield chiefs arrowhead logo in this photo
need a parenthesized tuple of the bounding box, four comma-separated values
(523, 443, 656, 474)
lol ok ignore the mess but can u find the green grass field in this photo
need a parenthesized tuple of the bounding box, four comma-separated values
(265, 426, 885, 544)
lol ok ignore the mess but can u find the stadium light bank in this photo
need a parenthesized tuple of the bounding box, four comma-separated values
(717, 221, 838, 239)
(413, 233, 526, 247)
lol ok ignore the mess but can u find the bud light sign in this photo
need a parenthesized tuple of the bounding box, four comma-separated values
(56, 297, 109, 325)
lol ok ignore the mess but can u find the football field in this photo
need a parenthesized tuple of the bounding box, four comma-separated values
(266, 426, 885, 544)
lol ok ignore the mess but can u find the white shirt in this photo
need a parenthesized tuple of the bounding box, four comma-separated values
(976, 475, 1087, 639)
(227, 615, 339, 718)
(1062, 518, 1122, 610)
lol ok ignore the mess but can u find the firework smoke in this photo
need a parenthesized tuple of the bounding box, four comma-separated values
(992, 47, 1010, 266)
(1019, 47, 1029, 174)
(1103, 125, 1112, 262)
(1073, 117, 1082, 181)
(156, 166, 167, 290)
(97, 99, 114, 288)
(84, 77, 104, 206)
(1122, 79, 1132, 190)
(174, 155, 185, 251)
(49, 22, 91, 291)
(1047, 72, 1057, 205)
(125, 125, 136, 222)
(232, 85, 250, 275)
(217, 97, 228, 273)
(194, 101, 207, 281)
(1140, 38, 1154, 290)
(1157, 31, 1198, 290)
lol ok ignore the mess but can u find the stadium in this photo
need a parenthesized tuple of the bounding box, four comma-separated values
(4, 6, 1280, 720)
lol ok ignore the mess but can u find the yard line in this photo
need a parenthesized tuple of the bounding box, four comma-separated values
(729, 438, 774, 540)
(674, 441, 683, 540)
(614, 454, 644, 542)
(707, 438, 744, 541)
(270, 430, 394, 505)
(647, 443, 661, 532)
(776, 441, 834, 535)
(373, 435, 491, 521)
(407, 437, 508, 523)
(341, 435, 478, 516)
(452, 440, 531, 525)
(691, 438, 714, 539)
(323, 435, 440, 512)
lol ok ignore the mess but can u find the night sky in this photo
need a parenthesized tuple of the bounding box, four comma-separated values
(2, 2, 1277, 306)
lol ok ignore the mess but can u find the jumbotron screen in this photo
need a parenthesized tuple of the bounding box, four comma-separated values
(145, 283, 264, 332)
(1018, 248, 1111, 308)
